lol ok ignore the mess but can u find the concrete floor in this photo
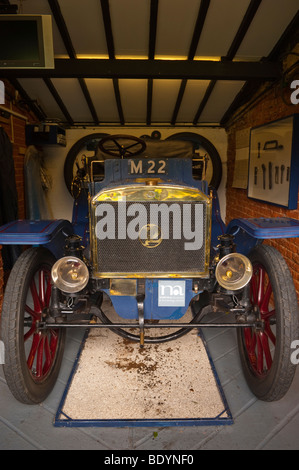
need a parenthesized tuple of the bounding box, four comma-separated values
(1, 316, 299, 450)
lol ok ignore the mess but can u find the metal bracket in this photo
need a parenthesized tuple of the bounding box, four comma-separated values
(137, 294, 145, 348)
(137, 279, 145, 347)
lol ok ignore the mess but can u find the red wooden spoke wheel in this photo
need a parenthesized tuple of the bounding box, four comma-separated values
(25, 268, 59, 381)
(243, 264, 276, 376)
(1, 247, 65, 404)
(237, 244, 299, 401)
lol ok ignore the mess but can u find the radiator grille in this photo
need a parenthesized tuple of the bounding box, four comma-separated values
(92, 195, 210, 277)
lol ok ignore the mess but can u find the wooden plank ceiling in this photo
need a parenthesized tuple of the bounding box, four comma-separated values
(1, 0, 298, 127)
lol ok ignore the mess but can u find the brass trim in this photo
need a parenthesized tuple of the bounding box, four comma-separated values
(89, 158, 105, 182)
(110, 279, 137, 296)
(91, 183, 211, 204)
(94, 272, 210, 279)
(90, 183, 212, 279)
(138, 224, 163, 249)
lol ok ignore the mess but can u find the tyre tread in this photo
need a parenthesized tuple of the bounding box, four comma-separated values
(1, 247, 65, 404)
(238, 244, 299, 401)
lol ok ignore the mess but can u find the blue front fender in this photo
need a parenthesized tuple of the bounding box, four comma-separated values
(226, 217, 299, 256)
(0, 219, 73, 259)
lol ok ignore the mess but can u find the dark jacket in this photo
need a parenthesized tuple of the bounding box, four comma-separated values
(0, 127, 20, 269)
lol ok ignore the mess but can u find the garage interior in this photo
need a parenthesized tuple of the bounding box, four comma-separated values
(0, 0, 299, 450)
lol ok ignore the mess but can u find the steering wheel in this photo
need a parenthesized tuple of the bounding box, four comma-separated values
(98, 134, 146, 158)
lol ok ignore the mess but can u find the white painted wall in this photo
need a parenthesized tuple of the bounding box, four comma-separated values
(43, 126, 227, 222)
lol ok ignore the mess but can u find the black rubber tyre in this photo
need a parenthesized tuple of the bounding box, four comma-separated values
(1, 247, 66, 404)
(237, 244, 299, 401)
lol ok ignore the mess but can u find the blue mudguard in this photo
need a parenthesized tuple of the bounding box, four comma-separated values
(226, 217, 299, 256)
(0, 219, 73, 258)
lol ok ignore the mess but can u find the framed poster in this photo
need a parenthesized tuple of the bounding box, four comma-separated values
(248, 114, 299, 209)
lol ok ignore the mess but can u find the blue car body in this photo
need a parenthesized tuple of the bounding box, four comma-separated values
(0, 154, 298, 322)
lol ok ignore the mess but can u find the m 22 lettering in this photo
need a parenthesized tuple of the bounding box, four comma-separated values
(130, 159, 166, 175)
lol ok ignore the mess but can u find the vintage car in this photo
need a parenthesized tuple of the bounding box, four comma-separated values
(0, 134, 299, 405)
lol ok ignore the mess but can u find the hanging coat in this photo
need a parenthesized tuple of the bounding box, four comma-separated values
(24, 145, 50, 220)
(0, 127, 21, 269)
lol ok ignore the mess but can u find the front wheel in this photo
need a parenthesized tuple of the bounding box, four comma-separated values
(1, 247, 66, 404)
(237, 244, 299, 401)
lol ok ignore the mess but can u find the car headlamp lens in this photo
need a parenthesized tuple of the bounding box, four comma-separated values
(51, 256, 89, 293)
(215, 253, 252, 291)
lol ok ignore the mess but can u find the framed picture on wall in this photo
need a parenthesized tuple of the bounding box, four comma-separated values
(248, 114, 299, 209)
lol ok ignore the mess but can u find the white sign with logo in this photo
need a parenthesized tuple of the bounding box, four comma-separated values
(158, 280, 186, 307)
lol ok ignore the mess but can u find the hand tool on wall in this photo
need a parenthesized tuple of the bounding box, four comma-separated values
(275, 166, 279, 184)
(254, 166, 258, 185)
(287, 166, 290, 182)
(262, 163, 266, 190)
(263, 140, 284, 151)
(258, 142, 261, 158)
(268, 162, 272, 189)
(281, 164, 285, 184)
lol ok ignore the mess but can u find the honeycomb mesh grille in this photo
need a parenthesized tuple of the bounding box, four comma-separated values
(94, 200, 207, 275)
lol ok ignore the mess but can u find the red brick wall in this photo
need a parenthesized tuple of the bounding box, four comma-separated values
(225, 82, 299, 298)
(0, 79, 38, 313)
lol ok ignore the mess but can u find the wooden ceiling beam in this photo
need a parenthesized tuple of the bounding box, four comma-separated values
(1, 58, 281, 80)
